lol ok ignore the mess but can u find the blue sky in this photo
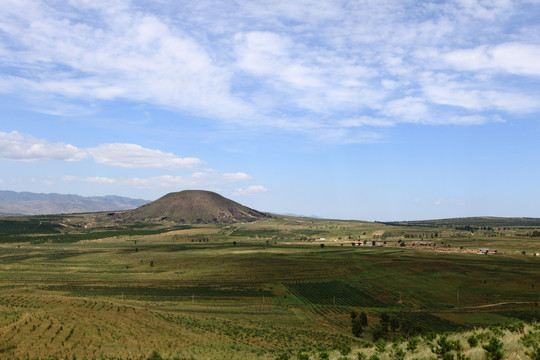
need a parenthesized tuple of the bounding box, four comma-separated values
(1, 0, 540, 221)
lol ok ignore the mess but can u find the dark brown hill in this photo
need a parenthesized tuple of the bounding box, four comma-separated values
(124, 190, 271, 224)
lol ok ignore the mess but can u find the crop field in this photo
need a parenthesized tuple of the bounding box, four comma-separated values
(0, 214, 539, 359)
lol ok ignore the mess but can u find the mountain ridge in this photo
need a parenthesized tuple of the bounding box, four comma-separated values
(0, 190, 149, 216)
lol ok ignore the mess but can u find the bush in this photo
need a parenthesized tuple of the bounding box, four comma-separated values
(375, 339, 386, 353)
(407, 336, 420, 351)
(318, 351, 330, 360)
(467, 335, 478, 348)
(147, 351, 163, 360)
(506, 321, 525, 334)
(520, 330, 540, 348)
(526, 345, 540, 360)
(425, 331, 437, 342)
(483, 337, 504, 360)
(340, 343, 352, 356)
(431, 336, 460, 358)
(275, 352, 290, 360)
(391, 347, 405, 360)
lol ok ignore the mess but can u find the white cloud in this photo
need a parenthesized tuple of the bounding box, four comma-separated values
(88, 144, 201, 168)
(234, 185, 268, 196)
(442, 43, 540, 76)
(0, 131, 201, 168)
(222, 172, 251, 181)
(0, 131, 87, 162)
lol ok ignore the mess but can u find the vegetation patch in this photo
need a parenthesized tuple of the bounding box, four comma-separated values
(284, 280, 386, 307)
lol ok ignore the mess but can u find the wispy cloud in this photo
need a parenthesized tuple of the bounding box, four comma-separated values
(63, 170, 252, 190)
(1, 1, 539, 142)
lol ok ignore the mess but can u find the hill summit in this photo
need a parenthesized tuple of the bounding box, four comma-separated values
(125, 190, 271, 224)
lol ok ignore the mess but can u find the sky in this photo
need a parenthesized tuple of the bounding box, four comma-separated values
(1, 0, 540, 221)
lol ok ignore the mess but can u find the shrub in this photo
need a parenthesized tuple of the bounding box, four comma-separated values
(318, 351, 330, 360)
(526, 345, 540, 360)
(147, 351, 163, 360)
(356, 352, 367, 360)
(521, 330, 540, 348)
(431, 336, 460, 358)
(506, 321, 525, 334)
(467, 335, 478, 348)
(425, 332, 437, 342)
(275, 352, 290, 360)
(375, 339, 386, 353)
(391, 347, 405, 360)
(340, 343, 352, 356)
(483, 337, 504, 360)
(407, 336, 420, 351)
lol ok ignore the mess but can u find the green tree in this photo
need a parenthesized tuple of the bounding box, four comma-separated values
(372, 325, 387, 342)
(380, 313, 390, 331)
(390, 317, 400, 332)
(352, 318, 363, 337)
(359, 312, 368, 326)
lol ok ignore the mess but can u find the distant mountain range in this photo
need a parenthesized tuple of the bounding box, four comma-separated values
(0, 190, 149, 216)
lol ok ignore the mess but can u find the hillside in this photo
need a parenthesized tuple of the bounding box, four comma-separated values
(0, 190, 148, 215)
(381, 216, 540, 228)
(123, 189, 272, 224)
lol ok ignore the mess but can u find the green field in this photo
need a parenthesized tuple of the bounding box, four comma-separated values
(0, 215, 539, 359)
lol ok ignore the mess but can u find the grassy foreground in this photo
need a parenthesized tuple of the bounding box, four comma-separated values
(0, 215, 539, 359)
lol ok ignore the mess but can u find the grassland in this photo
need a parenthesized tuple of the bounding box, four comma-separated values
(0, 214, 539, 359)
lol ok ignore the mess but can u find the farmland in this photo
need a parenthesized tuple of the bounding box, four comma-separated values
(0, 214, 539, 359)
